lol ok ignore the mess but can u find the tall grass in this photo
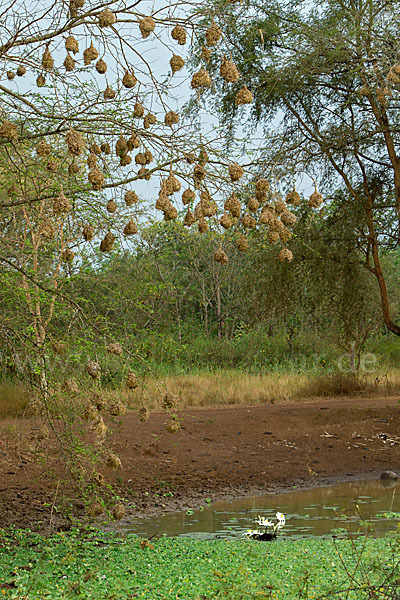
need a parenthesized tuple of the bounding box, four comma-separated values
(2, 369, 400, 419)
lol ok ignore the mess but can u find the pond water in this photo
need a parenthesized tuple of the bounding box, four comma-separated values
(120, 479, 400, 540)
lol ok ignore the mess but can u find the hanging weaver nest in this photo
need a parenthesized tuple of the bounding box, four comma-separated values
(109, 401, 126, 416)
(122, 70, 137, 88)
(107, 199, 117, 214)
(135, 152, 146, 165)
(256, 178, 270, 193)
(87, 153, 97, 168)
(47, 158, 59, 172)
(144, 149, 153, 164)
(194, 201, 204, 220)
(95, 417, 107, 442)
(198, 217, 208, 233)
(64, 53, 75, 71)
(285, 190, 301, 206)
(99, 142, 110, 155)
(123, 218, 138, 235)
(83, 42, 98, 65)
(171, 24, 187, 45)
(116, 135, 128, 157)
(278, 247, 294, 262)
(185, 152, 196, 164)
(40, 219, 55, 238)
(165, 111, 179, 126)
(155, 194, 168, 210)
(121, 154, 132, 166)
(274, 199, 286, 215)
(166, 415, 181, 433)
(83, 404, 98, 422)
(106, 342, 123, 356)
(127, 133, 140, 151)
(66, 127, 85, 156)
(100, 231, 115, 252)
(138, 167, 151, 180)
(164, 204, 178, 221)
(87, 359, 101, 379)
(87, 500, 103, 518)
(53, 187, 72, 214)
(133, 102, 145, 118)
(0, 120, 18, 142)
(248, 197, 259, 212)
(99, 8, 116, 27)
(227, 193, 241, 218)
(242, 213, 256, 229)
(198, 147, 209, 164)
(205, 19, 222, 46)
(88, 167, 104, 190)
(62, 248, 75, 263)
(16, 65, 26, 77)
(162, 392, 177, 411)
(220, 56, 240, 83)
(138, 407, 149, 422)
(112, 503, 126, 520)
(90, 143, 101, 155)
(163, 174, 181, 194)
(126, 370, 138, 389)
(107, 452, 122, 469)
(125, 190, 139, 206)
(139, 16, 156, 38)
(143, 113, 157, 129)
(62, 378, 79, 394)
(228, 162, 244, 182)
(82, 225, 95, 241)
(259, 207, 276, 226)
(96, 58, 107, 74)
(65, 35, 79, 54)
(201, 199, 217, 217)
(309, 190, 323, 208)
(236, 235, 248, 252)
(170, 54, 185, 73)
(42, 47, 54, 70)
(193, 163, 206, 184)
(191, 68, 211, 89)
(104, 85, 116, 100)
(201, 46, 212, 61)
(281, 211, 296, 227)
(184, 208, 195, 227)
(235, 85, 253, 105)
(214, 247, 229, 264)
(68, 161, 80, 175)
(69, 0, 84, 18)
(280, 228, 292, 244)
(36, 140, 51, 157)
(200, 188, 210, 203)
(182, 188, 195, 205)
(220, 213, 233, 229)
(6, 71, 15, 80)
(37, 74, 46, 87)
(267, 230, 279, 244)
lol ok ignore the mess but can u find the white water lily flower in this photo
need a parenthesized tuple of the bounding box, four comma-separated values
(276, 512, 286, 525)
(255, 516, 274, 527)
(243, 529, 263, 537)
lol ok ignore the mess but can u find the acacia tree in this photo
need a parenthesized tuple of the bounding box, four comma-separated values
(0, 0, 305, 390)
(203, 0, 400, 335)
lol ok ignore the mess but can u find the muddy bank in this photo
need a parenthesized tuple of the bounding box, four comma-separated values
(0, 395, 399, 530)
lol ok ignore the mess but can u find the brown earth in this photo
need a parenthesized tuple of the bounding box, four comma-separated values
(0, 395, 399, 531)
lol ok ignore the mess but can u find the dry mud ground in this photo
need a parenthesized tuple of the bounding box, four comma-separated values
(0, 395, 399, 530)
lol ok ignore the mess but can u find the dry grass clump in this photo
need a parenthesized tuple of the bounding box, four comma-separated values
(121, 369, 400, 412)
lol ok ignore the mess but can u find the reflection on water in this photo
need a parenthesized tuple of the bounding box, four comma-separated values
(119, 479, 399, 540)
